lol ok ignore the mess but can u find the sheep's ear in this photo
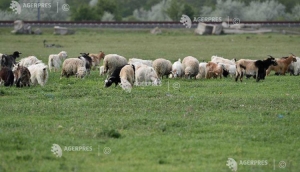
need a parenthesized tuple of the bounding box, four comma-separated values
(105, 79, 108, 83)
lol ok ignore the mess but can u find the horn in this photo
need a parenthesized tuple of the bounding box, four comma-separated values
(267, 55, 274, 58)
(290, 53, 295, 56)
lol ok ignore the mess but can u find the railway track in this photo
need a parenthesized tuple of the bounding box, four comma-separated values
(0, 21, 300, 28)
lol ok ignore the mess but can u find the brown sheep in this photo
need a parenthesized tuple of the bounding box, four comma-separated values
(13, 64, 31, 87)
(205, 62, 224, 79)
(266, 54, 297, 75)
(89, 51, 105, 70)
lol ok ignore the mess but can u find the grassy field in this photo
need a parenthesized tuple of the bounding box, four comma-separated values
(0, 27, 300, 172)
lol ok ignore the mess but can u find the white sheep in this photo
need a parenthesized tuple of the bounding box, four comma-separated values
(182, 56, 199, 79)
(217, 62, 236, 77)
(128, 58, 153, 67)
(103, 54, 127, 77)
(196, 62, 207, 79)
(61, 57, 86, 78)
(211, 55, 236, 65)
(48, 51, 68, 72)
(135, 64, 161, 86)
(76, 67, 87, 78)
(120, 64, 135, 92)
(99, 66, 105, 76)
(28, 63, 48, 86)
(169, 59, 183, 78)
(152, 58, 172, 79)
(18, 56, 42, 67)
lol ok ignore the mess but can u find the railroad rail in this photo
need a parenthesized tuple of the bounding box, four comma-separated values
(0, 21, 300, 28)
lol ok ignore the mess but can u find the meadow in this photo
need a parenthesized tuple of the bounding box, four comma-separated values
(0, 27, 300, 172)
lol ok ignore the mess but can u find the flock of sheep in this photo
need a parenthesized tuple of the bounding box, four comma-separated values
(0, 50, 299, 92)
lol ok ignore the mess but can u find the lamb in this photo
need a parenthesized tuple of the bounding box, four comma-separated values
(48, 51, 68, 72)
(152, 58, 172, 79)
(28, 63, 48, 86)
(18, 56, 42, 67)
(211, 55, 236, 65)
(13, 64, 31, 87)
(196, 62, 207, 79)
(61, 57, 86, 78)
(128, 58, 153, 67)
(182, 56, 199, 79)
(89, 51, 105, 69)
(76, 67, 87, 79)
(169, 59, 183, 78)
(135, 64, 161, 86)
(120, 64, 135, 92)
(79, 53, 93, 75)
(205, 62, 226, 79)
(0, 67, 14, 86)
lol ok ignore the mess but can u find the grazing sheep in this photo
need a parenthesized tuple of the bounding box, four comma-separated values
(76, 67, 87, 79)
(99, 66, 105, 76)
(182, 56, 199, 79)
(152, 58, 172, 79)
(135, 64, 161, 86)
(103, 54, 128, 77)
(196, 62, 207, 79)
(128, 58, 153, 67)
(211, 55, 236, 65)
(205, 62, 225, 79)
(105, 65, 126, 87)
(169, 59, 183, 78)
(0, 67, 14, 86)
(18, 56, 42, 67)
(235, 56, 277, 82)
(89, 51, 105, 70)
(120, 64, 135, 92)
(266, 54, 297, 75)
(13, 64, 31, 87)
(61, 57, 86, 78)
(288, 57, 300, 75)
(48, 51, 68, 72)
(1, 51, 22, 69)
(28, 63, 48, 86)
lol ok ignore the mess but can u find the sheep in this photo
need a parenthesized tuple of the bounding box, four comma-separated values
(196, 62, 207, 79)
(266, 54, 297, 75)
(99, 66, 105, 76)
(211, 55, 236, 65)
(152, 58, 172, 79)
(76, 67, 87, 79)
(13, 64, 31, 87)
(135, 64, 161, 86)
(48, 51, 68, 72)
(105, 65, 126, 87)
(1, 51, 22, 69)
(0, 67, 14, 86)
(128, 58, 153, 67)
(288, 57, 300, 75)
(28, 63, 48, 86)
(61, 57, 86, 78)
(205, 62, 226, 79)
(235, 56, 277, 82)
(103, 54, 128, 77)
(120, 64, 135, 92)
(169, 59, 183, 78)
(89, 51, 105, 70)
(18, 56, 42, 67)
(182, 56, 199, 79)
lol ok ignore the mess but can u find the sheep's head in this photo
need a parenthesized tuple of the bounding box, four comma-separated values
(105, 78, 113, 87)
(99, 51, 105, 59)
(12, 51, 22, 58)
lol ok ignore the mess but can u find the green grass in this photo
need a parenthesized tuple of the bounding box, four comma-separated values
(0, 28, 300, 172)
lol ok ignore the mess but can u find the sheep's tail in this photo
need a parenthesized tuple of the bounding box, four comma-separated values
(42, 67, 47, 82)
(178, 58, 181, 63)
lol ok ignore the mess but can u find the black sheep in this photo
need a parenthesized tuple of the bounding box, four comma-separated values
(105, 64, 127, 87)
(0, 67, 14, 86)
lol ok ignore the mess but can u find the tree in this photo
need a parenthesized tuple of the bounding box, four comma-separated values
(166, 0, 183, 21)
(182, 3, 194, 20)
(71, 4, 97, 21)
